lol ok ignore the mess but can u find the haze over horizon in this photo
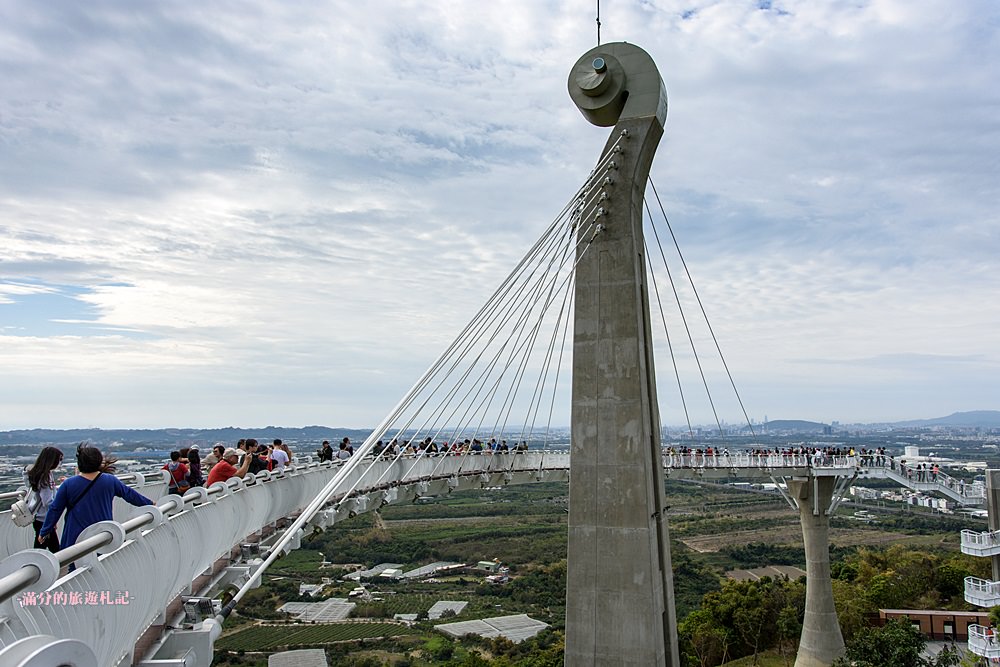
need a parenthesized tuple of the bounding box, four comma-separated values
(3, 409, 1000, 434)
(2, 1, 998, 430)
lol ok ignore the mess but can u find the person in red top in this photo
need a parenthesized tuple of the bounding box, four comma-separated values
(206, 447, 251, 487)
(162, 451, 189, 495)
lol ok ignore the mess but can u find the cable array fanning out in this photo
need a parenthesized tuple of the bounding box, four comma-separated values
(221, 134, 628, 616)
(223, 141, 758, 618)
(643, 177, 757, 441)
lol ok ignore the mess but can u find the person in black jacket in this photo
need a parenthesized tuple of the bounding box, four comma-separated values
(240, 439, 269, 475)
(317, 440, 334, 462)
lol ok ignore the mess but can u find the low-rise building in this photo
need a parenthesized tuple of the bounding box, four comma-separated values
(880, 609, 990, 641)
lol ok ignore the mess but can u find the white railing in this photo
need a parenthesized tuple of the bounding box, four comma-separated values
(887, 464, 985, 500)
(0, 472, 171, 561)
(965, 576, 1000, 607)
(968, 624, 1000, 659)
(961, 529, 1000, 557)
(0, 451, 565, 667)
(6, 450, 984, 562)
(661, 453, 847, 469)
(0, 444, 987, 666)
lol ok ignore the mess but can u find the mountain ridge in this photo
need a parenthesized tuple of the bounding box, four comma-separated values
(1, 411, 997, 446)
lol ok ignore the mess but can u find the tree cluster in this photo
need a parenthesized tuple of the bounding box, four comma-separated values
(679, 575, 804, 667)
(676, 544, 987, 667)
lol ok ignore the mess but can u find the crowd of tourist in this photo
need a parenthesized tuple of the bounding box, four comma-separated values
(17, 438, 297, 558)
(316, 436, 531, 461)
(660, 445, 974, 495)
(17, 434, 977, 570)
(16, 433, 535, 560)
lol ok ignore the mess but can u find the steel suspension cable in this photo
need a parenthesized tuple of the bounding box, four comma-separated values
(220, 168, 612, 615)
(642, 223, 695, 439)
(647, 179, 758, 439)
(643, 196, 726, 437)
(375, 149, 622, 455)
(332, 170, 615, 500)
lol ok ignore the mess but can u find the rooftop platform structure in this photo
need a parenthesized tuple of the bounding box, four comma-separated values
(435, 613, 549, 643)
(427, 600, 468, 619)
(268, 648, 328, 667)
(278, 599, 355, 623)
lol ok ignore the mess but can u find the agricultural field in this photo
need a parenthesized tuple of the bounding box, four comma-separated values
(216, 622, 418, 651)
(214, 476, 982, 665)
(679, 523, 923, 553)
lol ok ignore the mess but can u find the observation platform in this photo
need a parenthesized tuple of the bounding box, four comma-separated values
(968, 624, 1000, 660)
(964, 576, 1000, 607)
(961, 529, 1000, 557)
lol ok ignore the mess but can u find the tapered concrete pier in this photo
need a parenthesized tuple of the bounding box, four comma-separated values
(787, 476, 846, 667)
(985, 471, 1000, 580)
(565, 42, 679, 667)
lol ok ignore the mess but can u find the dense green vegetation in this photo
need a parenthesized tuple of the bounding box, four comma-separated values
(676, 544, 990, 666)
(211, 478, 988, 666)
(832, 618, 962, 667)
(300, 485, 570, 568)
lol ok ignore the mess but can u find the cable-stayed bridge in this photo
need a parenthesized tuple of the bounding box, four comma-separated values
(0, 452, 985, 666)
(1, 39, 988, 667)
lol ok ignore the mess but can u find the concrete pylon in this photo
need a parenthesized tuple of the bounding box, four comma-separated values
(565, 43, 679, 667)
(984, 471, 1000, 580)
(787, 476, 846, 667)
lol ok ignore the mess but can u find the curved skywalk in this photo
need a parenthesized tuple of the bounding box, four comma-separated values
(0, 451, 983, 666)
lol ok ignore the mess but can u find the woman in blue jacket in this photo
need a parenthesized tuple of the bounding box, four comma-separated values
(38, 444, 154, 552)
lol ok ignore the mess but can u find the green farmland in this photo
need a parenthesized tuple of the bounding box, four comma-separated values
(216, 622, 418, 651)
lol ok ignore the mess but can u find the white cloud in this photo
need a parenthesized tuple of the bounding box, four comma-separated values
(0, 0, 997, 428)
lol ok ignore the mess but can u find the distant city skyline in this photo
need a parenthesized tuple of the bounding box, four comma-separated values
(1, 2, 998, 429)
(3, 409, 1000, 436)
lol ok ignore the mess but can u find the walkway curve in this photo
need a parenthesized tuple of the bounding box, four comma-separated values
(0, 450, 983, 666)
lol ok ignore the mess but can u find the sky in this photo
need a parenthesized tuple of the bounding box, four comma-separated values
(1, 0, 998, 430)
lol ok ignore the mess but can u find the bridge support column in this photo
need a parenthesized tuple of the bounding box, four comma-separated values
(985, 471, 1000, 580)
(787, 476, 845, 667)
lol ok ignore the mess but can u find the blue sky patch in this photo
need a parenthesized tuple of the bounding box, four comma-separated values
(0, 280, 149, 339)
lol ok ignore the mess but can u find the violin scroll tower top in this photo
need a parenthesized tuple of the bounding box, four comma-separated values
(568, 42, 668, 128)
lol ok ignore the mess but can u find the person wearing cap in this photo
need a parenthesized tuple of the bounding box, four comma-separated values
(205, 447, 251, 486)
(317, 441, 334, 462)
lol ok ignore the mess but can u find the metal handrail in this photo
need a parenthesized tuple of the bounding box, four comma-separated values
(962, 529, 1000, 546)
(0, 454, 561, 605)
(0, 449, 981, 606)
(966, 576, 1000, 594)
(968, 624, 1000, 658)
(0, 467, 245, 601)
(1, 471, 152, 502)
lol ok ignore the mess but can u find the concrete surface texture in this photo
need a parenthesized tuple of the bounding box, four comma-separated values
(565, 41, 679, 667)
(788, 477, 846, 667)
(986, 471, 1000, 580)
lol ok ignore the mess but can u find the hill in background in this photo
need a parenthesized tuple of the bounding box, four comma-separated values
(1, 411, 997, 449)
(892, 410, 1000, 429)
(0, 426, 373, 451)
